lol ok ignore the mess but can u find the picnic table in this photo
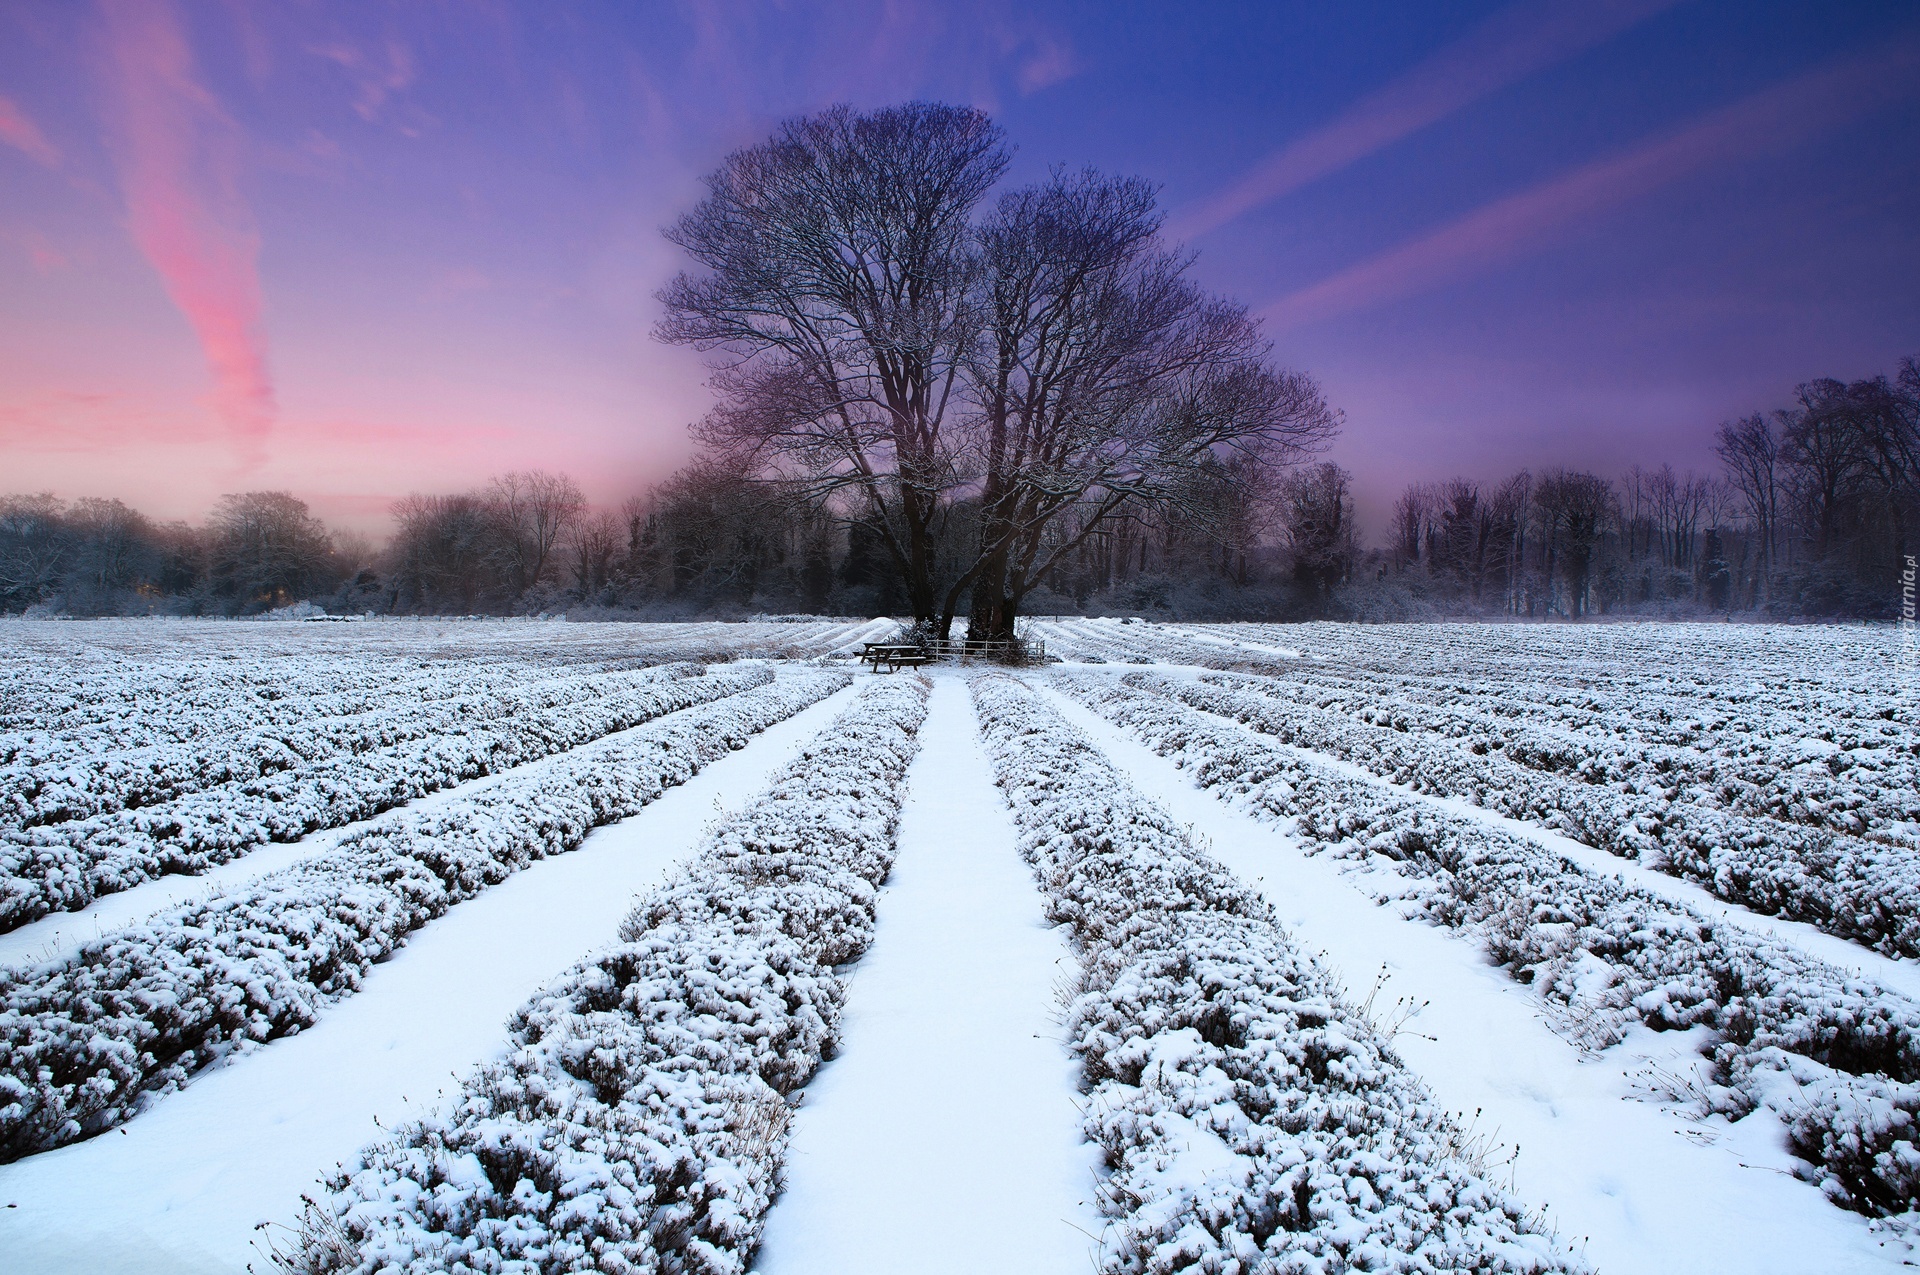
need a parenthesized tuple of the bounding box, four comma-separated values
(862, 643, 932, 673)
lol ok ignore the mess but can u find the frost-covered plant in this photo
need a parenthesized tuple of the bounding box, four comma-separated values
(1061, 672, 1920, 1220)
(1157, 672, 1920, 960)
(0, 670, 848, 1163)
(0, 664, 775, 933)
(971, 673, 1585, 1275)
(286, 676, 930, 1275)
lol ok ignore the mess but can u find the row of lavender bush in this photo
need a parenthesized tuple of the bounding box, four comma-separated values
(0, 664, 773, 933)
(1162, 672, 1920, 960)
(284, 676, 929, 1275)
(0, 669, 847, 1163)
(1, 661, 693, 828)
(972, 674, 1585, 1275)
(1217, 669, 1914, 846)
(1063, 673, 1920, 1219)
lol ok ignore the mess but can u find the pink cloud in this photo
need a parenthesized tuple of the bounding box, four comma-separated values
(97, 0, 276, 461)
(0, 93, 61, 166)
(1015, 34, 1079, 96)
(1168, 0, 1680, 243)
(1263, 35, 1920, 331)
(309, 36, 416, 122)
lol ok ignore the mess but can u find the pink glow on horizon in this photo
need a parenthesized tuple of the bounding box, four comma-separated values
(0, 93, 60, 166)
(1262, 35, 1920, 332)
(98, 0, 276, 463)
(1167, 0, 1680, 244)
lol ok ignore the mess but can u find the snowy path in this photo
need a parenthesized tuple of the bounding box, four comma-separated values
(0, 682, 861, 1275)
(755, 675, 1101, 1275)
(1040, 682, 1912, 1275)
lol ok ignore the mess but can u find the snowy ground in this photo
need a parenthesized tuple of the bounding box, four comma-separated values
(1042, 683, 1911, 1275)
(755, 677, 1101, 1274)
(0, 680, 859, 1273)
(2, 618, 1914, 1273)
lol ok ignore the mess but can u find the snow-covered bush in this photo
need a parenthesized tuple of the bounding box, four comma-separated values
(971, 674, 1584, 1274)
(1060, 672, 1920, 1220)
(0, 670, 849, 1163)
(1199, 667, 1916, 850)
(1155, 672, 1920, 959)
(285, 676, 930, 1275)
(0, 664, 774, 933)
(1, 661, 698, 832)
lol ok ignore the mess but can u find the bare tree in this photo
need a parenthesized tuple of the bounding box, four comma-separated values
(657, 102, 1009, 625)
(657, 106, 1337, 639)
(1716, 413, 1780, 604)
(1277, 462, 1358, 614)
(485, 471, 585, 594)
(1533, 469, 1615, 618)
(207, 491, 335, 610)
(957, 170, 1337, 639)
(0, 493, 70, 610)
(389, 493, 492, 612)
(1390, 483, 1431, 572)
(567, 510, 624, 601)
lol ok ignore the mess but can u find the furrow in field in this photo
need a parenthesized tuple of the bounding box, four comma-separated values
(754, 676, 1099, 1274)
(1038, 678, 1910, 1275)
(0, 677, 867, 1275)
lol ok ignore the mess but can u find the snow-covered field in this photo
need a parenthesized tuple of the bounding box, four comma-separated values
(1, 616, 1914, 1274)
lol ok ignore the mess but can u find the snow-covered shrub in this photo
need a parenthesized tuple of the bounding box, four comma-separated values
(1230, 671, 1916, 845)
(1, 661, 699, 833)
(1060, 672, 1920, 1221)
(970, 673, 1584, 1275)
(1160, 673, 1920, 960)
(0, 664, 775, 932)
(288, 676, 930, 1275)
(0, 670, 849, 1163)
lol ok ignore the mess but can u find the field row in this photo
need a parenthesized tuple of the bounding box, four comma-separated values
(1159, 671, 1920, 956)
(0, 669, 850, 1161)
(1059, 671, 1920, 1218)
(290, 676, 930, 1273)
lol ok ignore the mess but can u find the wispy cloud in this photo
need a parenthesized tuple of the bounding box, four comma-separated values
(1262, 35, 1920, 331)
(0, 94, 61, 166)
(1014, 33, 1078, 95)
(308, 36, 416, 122)
(97, 0, 276, 460)
(1168, 0, 1680, 242)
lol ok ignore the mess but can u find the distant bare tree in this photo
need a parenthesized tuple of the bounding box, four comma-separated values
(486, 471, 585, 594)
(208, 491, 335, 610)
(568, 510, 623, 600)
(1278, 462, 1357, 614)
(0, 493, 70, 609)
(1534, 469, 1615, 618)
(389, 493, 492, 612)
(1391, 483, 1431, 571)
(1716, 413, 1780, 604)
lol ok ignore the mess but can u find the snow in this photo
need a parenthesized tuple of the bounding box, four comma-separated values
(754, 675, 1100, 1274)
(0, 690, 732, 975)
(0, 680, 862, 1275)
(1040, 679, 1915, 1275)
(1, 617, 1913, 1269)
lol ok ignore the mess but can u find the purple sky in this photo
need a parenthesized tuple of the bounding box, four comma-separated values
(3, 0, 1916, 536)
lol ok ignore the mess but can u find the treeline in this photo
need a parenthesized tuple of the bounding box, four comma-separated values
(1375, 355, 1918, 620)
(4, 354, 1913, 622)
(0, 491, 357, 617)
